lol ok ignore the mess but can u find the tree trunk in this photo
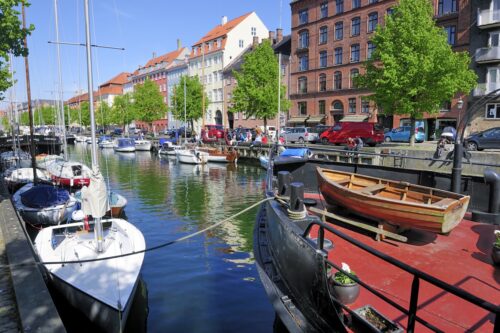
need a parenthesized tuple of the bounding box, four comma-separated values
(409, 116, 416, 147)
(263, 117, 267, 135)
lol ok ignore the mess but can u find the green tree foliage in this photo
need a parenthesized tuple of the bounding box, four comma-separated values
(77, 101, 90, 127)
(171, 75, 207, 129)
(356, 0, 477, 145)
(95, 101, 112, 127)
(19, 106, 57, 126)
(111, 93, 134, 130)
(132, 78, 166, 123)
(1, 114, 11, 132)
(0, 0, 34, 99)
(230, 40, 290, 132)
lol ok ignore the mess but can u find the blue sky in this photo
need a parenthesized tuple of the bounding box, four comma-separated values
(6, 0, 291, 105)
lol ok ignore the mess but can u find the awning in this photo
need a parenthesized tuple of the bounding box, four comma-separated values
(287, 116, 308, 124)
(306, 116, 326, 123)
(340, 115, 369, 122)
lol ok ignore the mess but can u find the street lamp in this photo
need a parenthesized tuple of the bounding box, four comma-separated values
(451, 97, 465, 193)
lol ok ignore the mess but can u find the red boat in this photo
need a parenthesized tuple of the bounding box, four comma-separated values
(46, 161, 92, 188)
(254, 149, 499, 333)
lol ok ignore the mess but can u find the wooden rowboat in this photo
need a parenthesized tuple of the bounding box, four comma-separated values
(316, 167, 470, 234)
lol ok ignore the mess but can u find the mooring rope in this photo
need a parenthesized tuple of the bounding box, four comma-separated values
(2, 196, 274, 268)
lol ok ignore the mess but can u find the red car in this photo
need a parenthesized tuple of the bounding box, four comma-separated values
(319, 122, 384, 147)
(205, 124, 225, 139)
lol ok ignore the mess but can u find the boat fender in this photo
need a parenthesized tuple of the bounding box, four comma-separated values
(70, 177, 74, 187)
(84, 215, 90, 231)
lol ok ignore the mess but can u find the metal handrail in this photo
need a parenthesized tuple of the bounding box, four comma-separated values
(302, 221, 499, 332)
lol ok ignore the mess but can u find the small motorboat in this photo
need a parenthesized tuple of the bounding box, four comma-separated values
(316, 168, 470, 234)
(158, 142, 182, 156)
(46, 160, 92, 188)
(259, 147, 311, 171)
(3, 167, 52, 193)
(98, 136, 114, 149)
(175, 149, 209, 164)
(113, 138, 136, 153)
(134, 139, 152, 151)
(12, 183, 77, 226)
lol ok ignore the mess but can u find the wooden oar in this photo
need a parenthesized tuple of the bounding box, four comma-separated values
(309, 207, 408, 243)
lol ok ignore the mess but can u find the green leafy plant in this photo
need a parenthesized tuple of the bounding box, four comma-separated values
(494, 230, 500, 248)
(331, 262, 357, 285)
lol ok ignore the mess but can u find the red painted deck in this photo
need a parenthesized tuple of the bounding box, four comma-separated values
(304, 192, 499, 332)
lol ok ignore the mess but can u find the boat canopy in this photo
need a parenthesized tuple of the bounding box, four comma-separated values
(280, 148, 310, 158)
(20, 185, 70, 208)
(117, 138, 135, 147)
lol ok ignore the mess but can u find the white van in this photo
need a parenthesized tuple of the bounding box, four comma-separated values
(259, 126, 277, 140)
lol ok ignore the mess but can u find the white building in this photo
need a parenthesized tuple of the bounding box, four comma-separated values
(188, 12, 268, 131)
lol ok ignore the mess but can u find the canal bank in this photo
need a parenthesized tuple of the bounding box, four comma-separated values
(0, 182, 65, 333)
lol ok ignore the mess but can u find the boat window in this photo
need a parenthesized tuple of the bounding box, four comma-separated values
(72, 165, 82, 176)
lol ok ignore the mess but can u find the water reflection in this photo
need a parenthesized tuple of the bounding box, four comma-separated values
(64, 145, 274, 332)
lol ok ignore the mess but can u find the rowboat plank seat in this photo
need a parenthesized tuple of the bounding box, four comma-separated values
(433, 198, 456, 207)
(359, 183, 386, 194)
(336, 177, 351, 185)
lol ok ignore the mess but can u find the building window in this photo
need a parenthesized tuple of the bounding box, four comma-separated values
(445, 26, 456, 45)
(334, 47, 343, 65)
(298, 101, 307, 116)
(440, 101, 451, 112)
(217, 38, 222, 48)
(352, 0, 360, 9)
(369, 0, 378, 4)
(298, 76, 308, 94)
(350, 44, 360, 62)
(319, 74, 327, 92)
(361, 100, 370, 113)
(319, 26, 328, 44)
(438, 0, 457, 16)
(368, 12, 378, 32)
(319, 100, 326, 115)
(320, 2, 328, 18)
(335, 22, 343, 40)
(348, 98, 356, 113)
(350, 68, 359, 88)
(299, 30, 309, 49)
(319, 51, 328, 68)
(334, 71, 342, 90)
(386, 7, 394, 16)
(486, 104, 500, 119)
(351, 17, 360, 36)
(332, 100, 343, 113)
(299, 9, 309, 25)
(367, 41, 376, 59)
(251, 27, 256, 36)
(336, 0, 344, 14)
(299, 54, 309, 71)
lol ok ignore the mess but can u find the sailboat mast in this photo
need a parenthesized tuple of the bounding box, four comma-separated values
(277, 52, 281, 140)
(53, 0, 68, 160)
(83, 0, 98, 170)
(22, 3, 37, 184)
(8, 55, 17, 155)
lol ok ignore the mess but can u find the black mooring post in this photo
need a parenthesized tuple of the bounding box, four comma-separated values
(277, 171, 291, 197)
(289, 182, 304, 213)
(451, 143, 463, 193)
(484, 169, 500, 214)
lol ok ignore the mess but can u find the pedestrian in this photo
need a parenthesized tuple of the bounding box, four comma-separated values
(353, 136, 364, 152)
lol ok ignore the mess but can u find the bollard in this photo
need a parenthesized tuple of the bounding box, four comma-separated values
(484, 169, 500, 214)
(289, 182, 304, 213)
(278, 171, 291, 197)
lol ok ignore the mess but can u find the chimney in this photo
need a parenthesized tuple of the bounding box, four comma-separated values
(269, 30, 276, 44)
(152, 51, 157, 59)
(253, 36, 259, 47)
(177, 39, 182, 50)
(221, 16, 228, 25)
(276, 28, 283, 43)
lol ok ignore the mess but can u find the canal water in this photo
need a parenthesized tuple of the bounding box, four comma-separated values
(54, 144, 276, 332)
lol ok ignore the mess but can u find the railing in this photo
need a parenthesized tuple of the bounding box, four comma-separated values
(473, 82, 500, 96)
(478, 8, 500, 27)
(303, 220, 500, 332)
(475, 46, 500, 63)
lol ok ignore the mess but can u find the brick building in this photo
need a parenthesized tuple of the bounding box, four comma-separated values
(223, 29, 291, 129)
(95, 72, 130, 107)
(289, 0, 472, 141)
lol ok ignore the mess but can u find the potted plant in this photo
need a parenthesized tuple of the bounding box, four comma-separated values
(492, 230, 500, 266)
(328, 262, 360, 305)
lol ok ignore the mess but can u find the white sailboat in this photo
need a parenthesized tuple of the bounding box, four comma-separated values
(34, 2, 145, 331)
(175, 148, 209, 164)
(134, 138, 152, 151)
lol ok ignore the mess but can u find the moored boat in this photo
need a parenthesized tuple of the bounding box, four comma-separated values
(254, 149, 499, 333)
(175, 149, 209, 164)
(35, 153, 64, 170)
(259, 147, 311, 171)
(317, 168, 470, 234)
(134, 139, 152, 151)
(199, 147, 238, 163)
(46, 160, 92, 188)
(113, 138, 136, 153)
(158, 142, 182, 156)
(3, 167, 52, 193)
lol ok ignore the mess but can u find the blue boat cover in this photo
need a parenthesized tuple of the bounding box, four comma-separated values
(280, 148, 310, 158)
(20, 185, 70, 208)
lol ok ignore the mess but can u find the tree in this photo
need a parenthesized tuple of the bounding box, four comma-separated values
(0, 0, 34, 99)
(230, 40, 290, 133)
(170, 75, 208, 130)
(132, 78, 167, 124)
(77, 101, 90, 127)
(1, 114, 11, 132)
(95, 101, 112, 127)
(111, 93, 134, 130)
(356, 0, 477, 145)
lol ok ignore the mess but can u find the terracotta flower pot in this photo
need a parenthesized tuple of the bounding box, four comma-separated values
(330, 279, 360, 305)
(492, 245, 500, 266)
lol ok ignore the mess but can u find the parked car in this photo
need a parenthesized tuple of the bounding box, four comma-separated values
(310, 125, 331, 138)
(319, 122, 384, 146)
(465, 127, 500, 151)
(384, 126, 425, 143)
(113, 128, 123, 136)
(205, 124, 224, 139)
(283, 127, 318, 143)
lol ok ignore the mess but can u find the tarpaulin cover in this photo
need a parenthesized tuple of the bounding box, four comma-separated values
(20, 185, 70, 208)
(280, 148, 310, 158)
